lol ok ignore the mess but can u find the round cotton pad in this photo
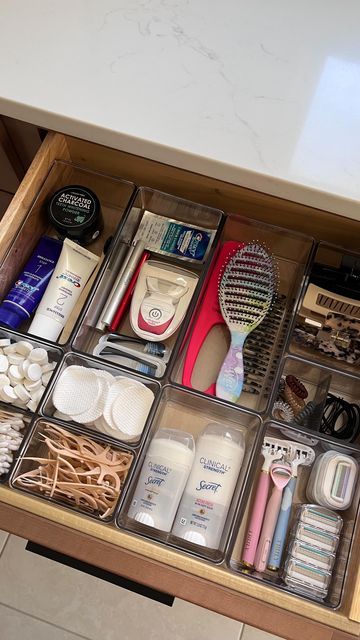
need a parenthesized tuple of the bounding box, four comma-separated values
(110, 379, 154, 438)
(70, 375, 111, 424)
(53, 366, 101, 416)
(103, 379, 130, 430)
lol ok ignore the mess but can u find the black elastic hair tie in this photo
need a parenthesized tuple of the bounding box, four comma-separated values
(320, 393, 360, 442)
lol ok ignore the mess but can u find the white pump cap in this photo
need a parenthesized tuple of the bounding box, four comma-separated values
(28, 313, 63, 342)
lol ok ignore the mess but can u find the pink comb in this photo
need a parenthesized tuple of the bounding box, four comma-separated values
(182, 241, 245, 394)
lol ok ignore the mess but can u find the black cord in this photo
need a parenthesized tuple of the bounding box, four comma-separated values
(320, 393, 360, 442)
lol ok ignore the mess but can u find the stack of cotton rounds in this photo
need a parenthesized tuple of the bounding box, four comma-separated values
(52, 365, 154, 442)
(0, 339, 56, 411)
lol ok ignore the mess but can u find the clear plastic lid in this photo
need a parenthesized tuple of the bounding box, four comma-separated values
(147, 428, 195, 468)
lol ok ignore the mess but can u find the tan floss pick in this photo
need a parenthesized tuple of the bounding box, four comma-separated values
(52, 366, 102, 416)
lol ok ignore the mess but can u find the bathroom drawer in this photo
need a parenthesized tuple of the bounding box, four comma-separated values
(0, 131, 359, 640)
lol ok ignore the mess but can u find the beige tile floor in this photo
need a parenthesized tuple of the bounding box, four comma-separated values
(0, 530, 282, 640)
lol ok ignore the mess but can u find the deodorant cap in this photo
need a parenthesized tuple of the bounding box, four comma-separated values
(201, 422, 245, 452)
(148, 428, 195, 459)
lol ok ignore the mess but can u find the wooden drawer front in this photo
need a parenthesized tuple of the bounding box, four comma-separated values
(0, 131, 359, 640)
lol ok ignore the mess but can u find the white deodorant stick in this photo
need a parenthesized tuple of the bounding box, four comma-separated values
(172, 422, 245, 549)
(127, 428, 195, 532)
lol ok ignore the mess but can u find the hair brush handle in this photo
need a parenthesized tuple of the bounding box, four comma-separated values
(216, 330, 246, 402)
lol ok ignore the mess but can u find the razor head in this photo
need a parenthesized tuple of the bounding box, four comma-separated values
(262, 436, 293, 461)
(283, 440, 316, 471)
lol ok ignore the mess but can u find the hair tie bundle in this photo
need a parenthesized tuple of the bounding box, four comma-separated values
(320, 394, 360, 442)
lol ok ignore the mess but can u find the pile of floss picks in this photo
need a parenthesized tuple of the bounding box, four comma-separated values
(52, 365, 154, 442)
(0, 410, 26, 476)
(0, 339, 56, 411)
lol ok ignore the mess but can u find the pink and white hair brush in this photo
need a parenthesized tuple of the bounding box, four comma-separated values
(216, 243, 277, 403)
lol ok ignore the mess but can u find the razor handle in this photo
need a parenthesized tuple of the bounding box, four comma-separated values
(267, 476, 296, 570)
(242, 471, 270, 566)
(254, 485, 284, 573)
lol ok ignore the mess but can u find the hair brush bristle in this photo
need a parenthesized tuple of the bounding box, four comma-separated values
(218, 243, 277, 328)
(215, 242, 278, 403)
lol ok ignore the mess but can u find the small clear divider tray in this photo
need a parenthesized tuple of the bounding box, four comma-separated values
(271, 355, 360, 450)
(289, 241, 360, 377)
(171, 213, 315, 414)
(228, 420, 360, 608)
(10, 416, 137, 523)
(0, 326, 63, 413)
(72, 187, 225, 380)
(39, 352, 160, 449)
(118, 384, 262, 563)
(0, 160, 136, 345)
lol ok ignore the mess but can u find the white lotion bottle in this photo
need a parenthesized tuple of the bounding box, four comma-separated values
(172, 423, 245, 549)
(127, 428, 195, 532)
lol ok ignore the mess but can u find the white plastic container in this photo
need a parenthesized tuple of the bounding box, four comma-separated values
(171, 422, 245, 549)
(127, 428, 195, 532)
(306, 451, 358, 510)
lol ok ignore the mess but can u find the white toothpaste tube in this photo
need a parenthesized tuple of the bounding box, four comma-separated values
(28, 238, 99, 341)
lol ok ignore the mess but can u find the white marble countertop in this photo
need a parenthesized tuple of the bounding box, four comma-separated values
(0, 0, 360, 221)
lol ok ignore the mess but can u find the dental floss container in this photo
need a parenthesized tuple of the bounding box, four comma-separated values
(127, 428, 195, 532)
(306, 451, 358, 510)
(130, 261, 198, 341)
(172, 422, 245, 549)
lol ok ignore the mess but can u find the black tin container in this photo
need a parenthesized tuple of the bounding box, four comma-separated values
(47, 185, 103, 246)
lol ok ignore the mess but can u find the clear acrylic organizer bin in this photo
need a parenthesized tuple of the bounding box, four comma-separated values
(271, 356, 331, 435)
(228, 420, 360, 608)
(10, 416, 137, 523)
(72, 187, 225, 379)
(290, 242, 360, 377)
(118, 384, 262, 563)
(171, 213, 315, 414)
(40, 352, 160, 449)
(0, 160, 136, 345)
(0, 326, 63, 414)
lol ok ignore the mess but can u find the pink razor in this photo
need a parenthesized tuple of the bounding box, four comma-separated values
(182, 241, 244, 394)
(254, 462, 292, 573)
(242, 437, 291, 567)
